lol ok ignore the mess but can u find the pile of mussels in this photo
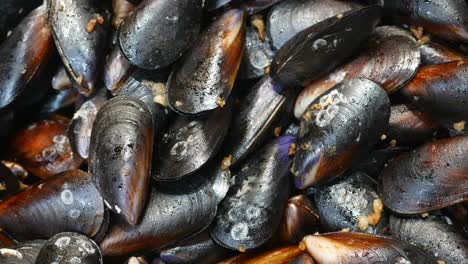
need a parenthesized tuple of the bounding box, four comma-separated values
(0, 0, 466, 263)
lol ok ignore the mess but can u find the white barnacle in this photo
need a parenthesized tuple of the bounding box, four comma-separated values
(312, 38, 328, 50)
(315, 110, 332, 127)
(76, 239, 95, 254)
(52, 135, 67, 144)
(68, 209, 81, 219)
(70, 256, 82, 264)
(0, 248, 23, 259)
(61, 190, 74, 205)
(170, 141, 188, 159)
(230, 222, 249, 241)
(55, 236, 71, 249)
(246, 206, 262, 221)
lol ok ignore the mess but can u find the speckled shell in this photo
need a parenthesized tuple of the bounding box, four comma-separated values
(0, 240, 45, 264)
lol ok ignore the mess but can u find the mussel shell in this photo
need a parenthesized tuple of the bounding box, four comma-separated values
(99, 175, 218, 256)
(315, 171, 386, 234)
(220, 246, 304, 264)
(118, 0, 203, 69)
(288, 253, 315, 264)
(210, 136, 293, 250)
(104, 46, 135, 96)
(167, 9, 245, 114)
(159, 231, 230, 264)
(378, 136, 468, 214)
(0, 4, 53, 110)
(69, 88, 108, 159)
(154, 106, 231, 181)
(270, 5, 382, 87)
(112, 0, 135, 29)
(420, 41, 465, 66)
(239, 0, 284, 15)
(292, 78, 390, 189)
(294, 26, 420, 118)
(0, 0, 42, 42)
(36, 232, 101, 264)
(0, 240, 45, 264)
(89, 96, 154, 226)
(0, 170, 106, 241)
(400, 59, 468, 124)
(389, 215, 468, 263)
(303, 232, 437, 263)
(40, 87, 80, 115)
(351, 147, 407, 178)
(48, 0, 109, 96)
(0, 162, 20, 201)
(267, 0, 361, 50)
(52, 66, 73, 91)
(11, 115, 83, 179)
(0, 231, 16, 248)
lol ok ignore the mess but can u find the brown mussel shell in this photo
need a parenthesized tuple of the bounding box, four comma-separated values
(303, 232, 437, 263)
(167, 9, 245, 115)
(48, 0, 109, 96)
(35, 232, 102, 264)
(11, 115, 83, 179)
(219, 246, 305, 264)
(210, 136, 293, 251)
(420, 41, 465, 66)
(89, 96, 154, 226)
(292, 78, 390, 189)
(389, 215, 468, 263)
(294, 26, 420, 118)
(400, 59, 468, 124)
(0, 4, 53, 110)
(0, 240, 45, 264)
(118, 0, 203, 70)
(0, 170, 106, 241)
(378, 136, 468, 214)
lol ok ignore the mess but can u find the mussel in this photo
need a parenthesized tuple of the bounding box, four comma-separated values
(104, 45, 135, 96)
(218, 246, 304, 264)
(112, 0, 135, 29)
(292, 78, 390, 189)
(89, 96, 154, 226)
(420, 41, 465, 66)
(0, 162, 21, 201)
(0, 0, 42, 42)
(52, 66, 73, 91)
(0, 240, 45, 264)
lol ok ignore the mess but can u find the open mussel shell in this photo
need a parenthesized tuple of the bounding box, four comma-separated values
(0, 240, 45, 264)
(378, 136, 468, 214)
(271, 5, 382, 87)
(400, 59, 468, 124)
(294, 26, 420, 118)
(384, 0, 468, 43)
(159, 231, 230, 264)
(276, 194, 320, 244)
(35, 232, 102, 264)
(0, 0, 42, 42)
(292, 78, 390, 189)
(11, 115, 83, 179)
(420, 41, 465, 66)
(118, 0, 203, 70)
(386, 104, 439, 146)
(48, 0, 108, 96)
(303, 232, 437, 263)
(0, 170, 106, 241)
(89, 96, 154, 226)
(210, 136, 293, 251)
(0, 3, 53, 110)
(99, 175, 218, 256)
(267, 0, 362, 50)
(315, 171, 387, 234)
(389, 215, 468, 263)
(167, 9, 245, 115)
(154, 105, 232, 181)
(69, 88, 108, 160)
(219, 246, 304, 264)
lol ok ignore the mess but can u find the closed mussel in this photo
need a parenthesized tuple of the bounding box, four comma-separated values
(292, 78, 390, 189)
(219, 246, 305, 264)
(420, 41, 465, 66)
(89, 96, 154, 226)
(0, 0, 42, 42)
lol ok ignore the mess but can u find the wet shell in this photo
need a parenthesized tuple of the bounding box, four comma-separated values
(292, 78, 390, 189)
(0, 240, 45, 264)
(0, 162, 20, 201)
(52, 66, 73, 91)
(420, 41, 465, 66)
(0, 4, 53, 110)
(378, 136, 468, 214)
(167, 9, 245, 114)
(89, 96, 154, 226)
(112, 0, 135, 29)
(389, 215, 468, 263)
(0, 0, 42, 42)
(118, 0, 203, 69)
(48, 0, 109, 96)
(303, 232, 437, 263)
(210, 136, 293, 250)
(0, 170, 106, 241)
(219, 246, 304, 264)
(294, 26, 420, 118)
(104, 45, 135, 96)
(39, 87, 80, 115)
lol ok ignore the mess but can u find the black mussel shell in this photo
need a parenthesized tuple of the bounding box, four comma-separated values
(0, 170, 106, 241)
(89, 96, 154, 226)
(351, 147, 407, 178)
(0, 0, 42, 42)
(271, 5, 382, 87)
(294, 25, 420, 118)
(378, 136, 468, 214)
(0, 240, 45, 264)
(36, 232, 102, 264)
(210, 136, 293, 251)
(303, 232, 437, 263)
(389, 215, 468, 263)
(99, 175, 218, 256)
(104, 45, 135, 96)
(48, 0, 109, 96)
(0, 162, 20, 201)
(167, 9, 245, 115)
(292, 78, 390, 189)
(118, 0, 203, 69)
(0, 4, 53, 110)
(315, 171, 387, 234)
(400, 59, 468, 125)
(420, 41, 465, 66)
(267, 0, 362, 50)
(40, 88, 80, 115)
